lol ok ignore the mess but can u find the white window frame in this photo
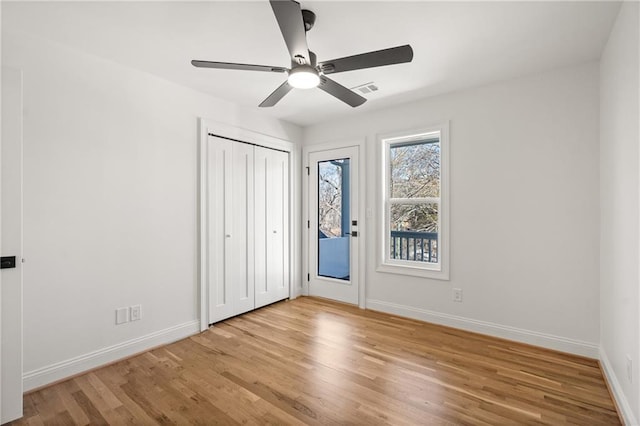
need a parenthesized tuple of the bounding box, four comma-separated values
(377, 122, 450, 280)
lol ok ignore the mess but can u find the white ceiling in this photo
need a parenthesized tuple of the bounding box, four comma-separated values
(3, 1, 621, 127)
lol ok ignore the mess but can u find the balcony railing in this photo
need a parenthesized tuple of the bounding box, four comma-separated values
(391, 230, 438, 263)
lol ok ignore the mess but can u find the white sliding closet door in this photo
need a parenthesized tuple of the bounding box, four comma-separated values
(207, 136, 254, 323)
(255, 147, 290, 308)
(207, 137, 232, 322)
(229, 142, 255, 316)
(205, 134, 289, 325)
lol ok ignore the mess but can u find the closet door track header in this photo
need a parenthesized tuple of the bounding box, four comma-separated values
(208, 133, 289, 154)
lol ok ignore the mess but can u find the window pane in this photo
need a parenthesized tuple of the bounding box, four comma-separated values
(318, 159, 349, 237)
(390, 140, 440, 198)
(389, 203, 438, 263)
(318, 159, 350, 280)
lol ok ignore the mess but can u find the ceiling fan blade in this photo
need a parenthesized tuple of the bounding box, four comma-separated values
(318, 45, 414, 75)
(191, 60, 287, 73)
(259, 80, 294, 107)
(269, 0, 310, 65)
(318, 76, 366, 108)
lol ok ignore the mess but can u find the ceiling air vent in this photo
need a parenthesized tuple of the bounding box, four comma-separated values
(351, 82, 379, 95)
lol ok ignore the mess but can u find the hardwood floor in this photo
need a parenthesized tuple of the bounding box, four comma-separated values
(12, 297, 620, 425)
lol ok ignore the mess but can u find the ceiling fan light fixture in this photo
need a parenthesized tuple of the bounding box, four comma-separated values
(287, 66, 320, 89)
(192, 1, 412, 107)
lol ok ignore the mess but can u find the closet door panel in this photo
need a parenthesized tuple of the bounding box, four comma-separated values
(266, 149, 287, 297)
(256, 147, 290, 308)
(230, 143, 255, 316)
(278, 149, 290, 301)
(254, 148, 269, 305)
(207, 137, 234, 323)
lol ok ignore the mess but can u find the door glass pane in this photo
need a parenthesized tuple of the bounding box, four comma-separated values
(390, 203, 438, 263)
(318, 158, 350, 280)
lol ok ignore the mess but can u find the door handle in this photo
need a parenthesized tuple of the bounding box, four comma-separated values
(1, 256, 16, 269)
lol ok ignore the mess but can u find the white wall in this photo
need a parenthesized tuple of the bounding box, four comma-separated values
(1, 31, 301, 390)
(599, 2, 640, 424)
(304, 63, 601, 356)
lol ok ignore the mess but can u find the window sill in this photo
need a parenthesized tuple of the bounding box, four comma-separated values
(376, 262, 449, 281)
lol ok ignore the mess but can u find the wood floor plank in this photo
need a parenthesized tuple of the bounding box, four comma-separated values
(10, 297, 621, 425)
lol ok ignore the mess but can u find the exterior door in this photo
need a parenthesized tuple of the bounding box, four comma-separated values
(308, 146, 359, 304)
(254, 147, 289, 309)
(1, 67, 24, 423)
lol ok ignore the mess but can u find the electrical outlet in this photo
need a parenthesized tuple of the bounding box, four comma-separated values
(627, 355, 633, 383)
(453, 288, 463, 302)
(130, 305, 142, 321)
(116, 307, 129, 325)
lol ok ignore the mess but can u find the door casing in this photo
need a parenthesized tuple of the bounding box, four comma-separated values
(1, 67, 24, 423)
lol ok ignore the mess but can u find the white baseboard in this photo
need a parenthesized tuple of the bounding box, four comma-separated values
(366, 299, 599, 358)
(290, 283, 304, 299)
(23, 320, 200, 392)
(599, 347, 639, 426)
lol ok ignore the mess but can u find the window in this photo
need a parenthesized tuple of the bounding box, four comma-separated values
(378, 123, 449, 279)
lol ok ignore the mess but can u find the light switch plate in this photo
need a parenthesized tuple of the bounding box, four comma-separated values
(116, 307, 129, 325)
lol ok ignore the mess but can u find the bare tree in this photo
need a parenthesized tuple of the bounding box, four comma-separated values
(390, 142, 440, 232)
(318, 161, 343, 237)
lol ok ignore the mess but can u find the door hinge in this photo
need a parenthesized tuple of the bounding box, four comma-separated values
(307, 273, 310, 281)
(306, 166, 310, 175)
(307, 220, 310, 229)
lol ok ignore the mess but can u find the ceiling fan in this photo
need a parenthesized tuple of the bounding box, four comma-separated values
(191, 0, 414, 108)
